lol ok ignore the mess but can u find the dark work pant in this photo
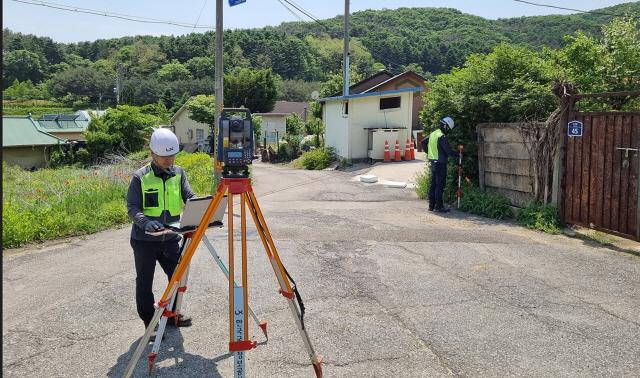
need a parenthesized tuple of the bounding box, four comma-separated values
(428, 160, 447, 209)
(130, 238, 181, 327)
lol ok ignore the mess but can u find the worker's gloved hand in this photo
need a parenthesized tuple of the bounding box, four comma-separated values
(144, 220, 165, 232)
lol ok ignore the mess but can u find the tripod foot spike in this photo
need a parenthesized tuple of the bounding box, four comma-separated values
(147, 352, 157, 374)
(259, 320, 268, 340)
(312, 355, 324, 378)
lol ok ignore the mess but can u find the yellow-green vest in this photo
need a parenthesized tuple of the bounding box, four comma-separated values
(140, 167, 183, 217)
(427, 129, 444, 161)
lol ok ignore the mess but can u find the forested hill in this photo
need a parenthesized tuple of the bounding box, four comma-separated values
(276, 2, 639, 73)
(2, 2, 638, 104)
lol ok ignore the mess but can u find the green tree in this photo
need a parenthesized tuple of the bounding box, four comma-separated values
(3, 49, 45, 86)
(186, 94, 216, 126)
(86, 105, 162, 159)
(420, 43, 559, 187)
(49, 66, 113, 104)
(319, 68, 365, 97)
(3, 79, 49, 100)
(224, 68, 277, 113)
(185, 56, 215, 79)
(285, 113, 304, 135)
(157, 60, 192, 81)
(556, 17, 640, 109)
(304, 117, 324, 147)
(251, 114, 263, 141)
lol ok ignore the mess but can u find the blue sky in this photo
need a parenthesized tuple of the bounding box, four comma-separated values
(3, 0, 634, 43)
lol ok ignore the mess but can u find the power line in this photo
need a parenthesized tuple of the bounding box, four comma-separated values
(11, 0, 215, 29)
(280, 0, 332, 32)
(277, 0, 305, 22)
(191, 0, 210, 32)
(512, 0, 639, 19)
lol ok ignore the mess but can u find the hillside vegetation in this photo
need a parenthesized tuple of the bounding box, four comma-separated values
(3, 3, 638, 110)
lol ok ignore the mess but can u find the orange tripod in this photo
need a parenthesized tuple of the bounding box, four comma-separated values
(123, 177, 323, 377)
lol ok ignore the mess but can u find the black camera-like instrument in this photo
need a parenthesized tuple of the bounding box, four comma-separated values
(216, 108, 254, 177)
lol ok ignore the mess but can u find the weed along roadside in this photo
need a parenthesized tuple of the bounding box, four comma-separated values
(2, 152, 215, 249)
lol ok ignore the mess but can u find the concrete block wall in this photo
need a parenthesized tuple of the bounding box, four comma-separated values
(477, 123, 543, 208)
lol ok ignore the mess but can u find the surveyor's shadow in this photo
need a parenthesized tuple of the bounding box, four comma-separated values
(107, 328, 230, 377)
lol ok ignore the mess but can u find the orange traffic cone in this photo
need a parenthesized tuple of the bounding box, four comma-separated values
(394, 139, 401, 162)
(409, 140, 415, 160)
(405, 138, 412, 160)
(383, 140, 390, 162)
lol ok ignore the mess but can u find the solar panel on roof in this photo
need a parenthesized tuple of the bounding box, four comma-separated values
(58, 114, 78, 121)
(40, 114, 59, 121)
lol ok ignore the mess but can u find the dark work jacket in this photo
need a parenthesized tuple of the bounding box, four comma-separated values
(127, 162, 195, 242)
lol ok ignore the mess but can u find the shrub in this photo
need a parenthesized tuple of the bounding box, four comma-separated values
(300, 147, 336, 170)
(517, 202, 561, 234)
(459, 184, 512, 219)
(414, 164, 431, 199)
(175, 152, 216, 195)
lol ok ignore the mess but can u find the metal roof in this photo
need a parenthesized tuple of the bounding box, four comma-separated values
(36, 114, 89, 132)
(318, 87, 423, 103)
(3, 116, 67, 147)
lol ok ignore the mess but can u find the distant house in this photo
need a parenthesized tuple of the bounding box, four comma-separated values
(75, 109, 106, 123)
(319, 70, 427, 161)
(253, 101, 309, 144)
(170, 101, 211, 152)
(36, 114, 90, 142)
(3, 116, 67, 169)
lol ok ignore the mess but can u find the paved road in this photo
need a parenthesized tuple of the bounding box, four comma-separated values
(3, 162, 640, 377)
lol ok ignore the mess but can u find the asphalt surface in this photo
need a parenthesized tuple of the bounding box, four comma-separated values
(3, 162, 640, 377)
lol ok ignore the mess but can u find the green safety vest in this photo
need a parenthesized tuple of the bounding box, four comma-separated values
(140, 167, 183, 217)
(427, 129, 444, 161)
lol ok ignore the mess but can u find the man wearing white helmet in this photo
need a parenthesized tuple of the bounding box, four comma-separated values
(126, 128, 195, 332)
(425, 117, 457, 212)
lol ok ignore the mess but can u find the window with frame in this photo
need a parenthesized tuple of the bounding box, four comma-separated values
(380, 96, 401, 110)
(196, 129, 204, 141)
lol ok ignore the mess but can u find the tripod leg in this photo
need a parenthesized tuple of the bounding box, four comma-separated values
(148, 283, 181, 375)
(202, 235, 267, 339)
(122, 284, 178, 378)
(245, 190, 323, 377)
(123, 186, 228, 378)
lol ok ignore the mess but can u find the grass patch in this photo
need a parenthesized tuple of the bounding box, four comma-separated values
(2, 152, 215, 249)
(3, 100, 73, 117)
(414, 164, 431, 199)
(516, 202, 561, 234)
(459, 185, 512, 220)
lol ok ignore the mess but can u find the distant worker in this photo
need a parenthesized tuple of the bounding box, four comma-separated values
(126, 128, 195, 333)
(425, 117, 457, 212)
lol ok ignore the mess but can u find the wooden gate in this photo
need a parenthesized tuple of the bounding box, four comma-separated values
(562, 92, 640, 240)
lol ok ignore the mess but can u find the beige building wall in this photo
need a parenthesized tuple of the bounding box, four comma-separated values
(47, 131, 84, 141)
(171, 110, 211, 146)
(347, 92, 413, 159)
(260, 115, 287, 142)
(323, 101, 349, 159)
(3, 146, 50, 169)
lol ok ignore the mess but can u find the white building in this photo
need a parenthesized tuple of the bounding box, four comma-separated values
(170, 101, 211, 151)
(319, 70, 426, 162)
(253, 101, 308, 145)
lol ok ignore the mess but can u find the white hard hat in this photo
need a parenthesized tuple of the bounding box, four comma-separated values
(440, 116, 455, 130)
(149, 128, 179, 156)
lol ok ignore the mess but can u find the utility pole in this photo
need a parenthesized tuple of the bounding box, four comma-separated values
(214, 0, 224, 181)
(342, 0, 350, 97)
(114, 63, 123, 105)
